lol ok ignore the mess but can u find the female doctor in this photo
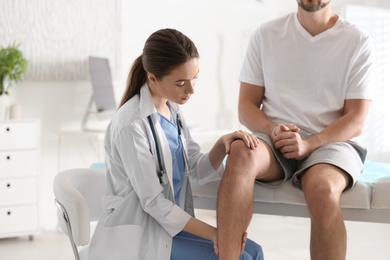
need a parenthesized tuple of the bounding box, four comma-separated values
(87, 28, 263, 260)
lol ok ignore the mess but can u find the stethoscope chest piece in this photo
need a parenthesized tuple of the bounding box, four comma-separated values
(160, 172, 169, 185)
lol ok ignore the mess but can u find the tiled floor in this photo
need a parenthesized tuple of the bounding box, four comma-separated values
(0, 229, 73, 260)
(0, 210, 389, 260)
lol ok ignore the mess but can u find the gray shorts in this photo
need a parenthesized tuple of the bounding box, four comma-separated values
(254, 131, 367, 190)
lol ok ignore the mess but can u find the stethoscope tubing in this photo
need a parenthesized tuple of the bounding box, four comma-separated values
(147, 113, 191, 185)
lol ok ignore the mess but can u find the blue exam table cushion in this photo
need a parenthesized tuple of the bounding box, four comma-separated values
(359, 160, 390, 183)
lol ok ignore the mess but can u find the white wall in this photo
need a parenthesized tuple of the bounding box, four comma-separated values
(119, 0, 297, 132)
(1, 0, 389, 230)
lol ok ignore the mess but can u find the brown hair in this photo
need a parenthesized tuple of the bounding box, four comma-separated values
(118, 28, 199, 108)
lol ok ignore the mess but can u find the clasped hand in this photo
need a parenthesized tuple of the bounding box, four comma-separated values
(271, 124, 310, 160)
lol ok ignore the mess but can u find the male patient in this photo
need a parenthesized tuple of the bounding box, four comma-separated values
(217, 1, 374, 259)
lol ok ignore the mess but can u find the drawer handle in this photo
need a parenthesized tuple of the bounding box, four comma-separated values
(6, 155, 10, 160)
(6, 183, 11, 188)
(7, 211, 11, 216)
(6, 127, 10, 132)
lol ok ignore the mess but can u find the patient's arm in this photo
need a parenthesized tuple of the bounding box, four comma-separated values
(273, 99, 371, 160)
(307, 99, 371, 148)
(238, 82, 277, 137)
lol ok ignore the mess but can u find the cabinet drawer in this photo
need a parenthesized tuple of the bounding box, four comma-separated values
(0, 179, 37, 206)
(0, 122, 38, 150)
(0, 151, 37, 178)
(0, 205, 38, 234)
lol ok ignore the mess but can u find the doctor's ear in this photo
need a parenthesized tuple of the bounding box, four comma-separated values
(147, 72, 158, 84)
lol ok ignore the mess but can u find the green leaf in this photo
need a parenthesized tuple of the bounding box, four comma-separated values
(0, 43, 29, 94)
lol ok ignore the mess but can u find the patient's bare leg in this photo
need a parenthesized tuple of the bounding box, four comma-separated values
(216, 140, 283, 260)
(301, 164, 350, 260)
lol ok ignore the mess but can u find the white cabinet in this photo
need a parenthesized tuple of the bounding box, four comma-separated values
(0, 120, 40, 239)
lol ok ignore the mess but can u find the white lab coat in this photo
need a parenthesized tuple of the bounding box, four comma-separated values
(87, 83, 224, 260)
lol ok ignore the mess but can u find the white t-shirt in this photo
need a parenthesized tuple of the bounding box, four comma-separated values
(239, 12, 374, 135)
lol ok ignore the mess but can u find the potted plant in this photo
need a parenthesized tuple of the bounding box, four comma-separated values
(0, 43, 28, 120)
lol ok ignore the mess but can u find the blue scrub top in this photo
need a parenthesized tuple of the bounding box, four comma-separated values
(157, 107, 185, 206)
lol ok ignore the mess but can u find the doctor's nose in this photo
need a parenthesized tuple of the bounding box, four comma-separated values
(185, 80, 195, 94)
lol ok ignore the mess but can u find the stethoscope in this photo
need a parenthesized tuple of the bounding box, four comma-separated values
(147, 112, 191, 186)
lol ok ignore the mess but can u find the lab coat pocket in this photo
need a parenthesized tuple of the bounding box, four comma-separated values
(89, 224, 143, 260)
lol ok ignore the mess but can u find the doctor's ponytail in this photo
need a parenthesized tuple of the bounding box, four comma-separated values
(118, 28, 199, 109)
(118, 55, 146, 108)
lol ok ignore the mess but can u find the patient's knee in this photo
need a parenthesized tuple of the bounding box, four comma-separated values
(231, 138, 261, 155)
(302, 166, 347, 207)
(228, 139, 257, 164)
(224, 140, 264, 178)
(303, 177, 344, 225)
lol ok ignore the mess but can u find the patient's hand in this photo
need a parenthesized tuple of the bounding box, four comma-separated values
(271, 124, 300, 140)
(272, 124, 311, 160)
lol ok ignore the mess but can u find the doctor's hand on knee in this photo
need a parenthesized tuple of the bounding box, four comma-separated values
(210, 130, 259, 171)
(222, 130, 260, 154)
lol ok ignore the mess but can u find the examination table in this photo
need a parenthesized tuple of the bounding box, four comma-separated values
(192, 160, 390, 223)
